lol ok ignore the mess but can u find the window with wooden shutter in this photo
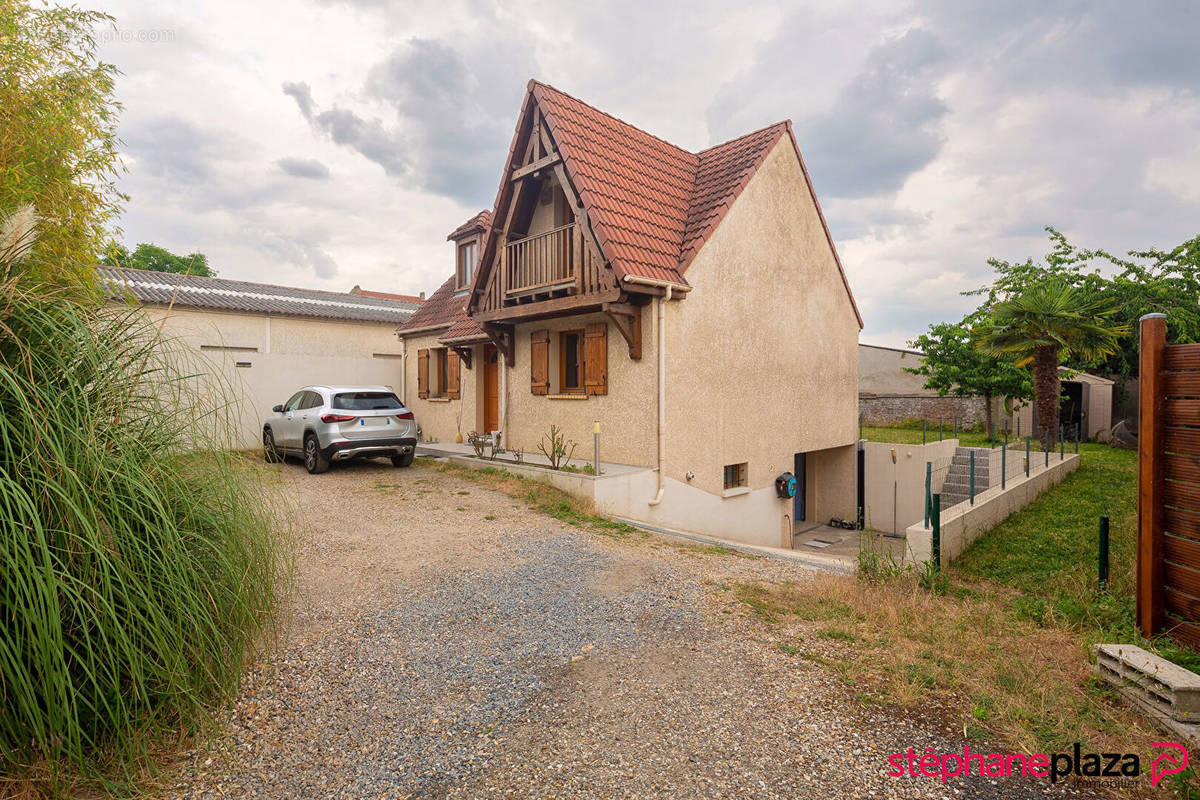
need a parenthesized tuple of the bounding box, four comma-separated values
(447, 350, 461, 399)
(417, 349, 429, 399)
(584, 322, 607, 395)
(530, 329, 549, 395)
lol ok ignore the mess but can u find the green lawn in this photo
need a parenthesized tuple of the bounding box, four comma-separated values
(952, 443, 1200, 672)
(861, 422, 1030, 449)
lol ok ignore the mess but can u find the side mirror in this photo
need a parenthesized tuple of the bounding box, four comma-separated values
(272, 404, 283, 413)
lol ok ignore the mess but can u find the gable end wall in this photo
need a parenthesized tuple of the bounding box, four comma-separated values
(663, 137, 859, 503)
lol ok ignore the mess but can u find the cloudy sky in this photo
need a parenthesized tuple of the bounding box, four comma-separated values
(95, 0, 1200, 346)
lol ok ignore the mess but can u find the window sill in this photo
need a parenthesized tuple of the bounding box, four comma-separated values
(427, 397, 453, 403)
(547, 393, 588, 400)
(721, 486, 751, 499)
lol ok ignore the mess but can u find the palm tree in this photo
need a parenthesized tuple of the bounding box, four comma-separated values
(977, 281, 1128, 446)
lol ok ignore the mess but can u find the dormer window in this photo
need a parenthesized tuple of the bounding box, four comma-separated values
(456, 239, 477, 289)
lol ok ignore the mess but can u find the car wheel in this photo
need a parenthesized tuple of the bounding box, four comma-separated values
(304, 434, 330, 474)
(262, 428, 283, 463)
(391, 452, 415, 468)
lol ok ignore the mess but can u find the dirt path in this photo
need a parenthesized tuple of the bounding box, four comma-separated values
(169, 459, 1110, 799)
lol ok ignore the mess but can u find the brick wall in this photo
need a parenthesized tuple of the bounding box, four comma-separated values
(859, 394, 996, 427)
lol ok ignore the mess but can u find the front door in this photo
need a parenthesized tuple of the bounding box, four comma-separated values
(484, 345, 500, 433)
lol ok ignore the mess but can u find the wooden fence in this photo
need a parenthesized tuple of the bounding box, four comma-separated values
(1138, 313, 1200, 647)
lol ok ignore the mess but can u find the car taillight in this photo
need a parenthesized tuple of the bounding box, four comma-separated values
(320, 413, 355, 423)
(396, 411, 414, 420)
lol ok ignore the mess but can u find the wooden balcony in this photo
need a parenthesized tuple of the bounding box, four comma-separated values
(505, 223, 577, 300)
(474, 220, 618, 322)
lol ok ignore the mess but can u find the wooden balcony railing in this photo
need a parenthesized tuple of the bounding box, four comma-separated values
(505, 223, 575, 298)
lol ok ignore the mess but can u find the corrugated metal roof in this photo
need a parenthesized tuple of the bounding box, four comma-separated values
(98, 266, 420, 324)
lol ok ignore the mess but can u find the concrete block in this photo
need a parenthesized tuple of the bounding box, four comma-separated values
(1094, 643, 1200, 722)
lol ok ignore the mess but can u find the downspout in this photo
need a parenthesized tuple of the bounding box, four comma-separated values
(499, 349, 507, 438)
(648, 286, 673, 505)
(398, 335, 407, 404)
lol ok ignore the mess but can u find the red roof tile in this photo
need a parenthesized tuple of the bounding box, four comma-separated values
(447, 210, 492, 241)
(350, 286, 425, 303)
(469, 81, 862, 328)
(395, 274, 487, 342)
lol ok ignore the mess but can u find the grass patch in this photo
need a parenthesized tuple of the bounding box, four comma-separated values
(418, 458, 636, 537)
(734, 442, 1200, 784)
(861, 422, 1001, 448)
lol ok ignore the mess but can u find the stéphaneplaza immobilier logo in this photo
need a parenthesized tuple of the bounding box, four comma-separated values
(887, 742, 1189, 788)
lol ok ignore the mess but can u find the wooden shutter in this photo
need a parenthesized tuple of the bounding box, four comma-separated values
(447, 350, 461, 399)
(585, 322, 607, 396)
(530, 329, 549, 395)
(417, 349, 429, 399)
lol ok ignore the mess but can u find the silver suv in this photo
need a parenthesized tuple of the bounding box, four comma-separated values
(262, 385, 418, 474)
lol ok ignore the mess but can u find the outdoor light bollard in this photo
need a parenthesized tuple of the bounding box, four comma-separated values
(1025, 436, 1031, 477)
(593, 420, 600, 476)
(931, 493, 942, 568)
(924, 461, 932, 528)
(1098, 515, 1110, 592)
(969, 450, 975, 505)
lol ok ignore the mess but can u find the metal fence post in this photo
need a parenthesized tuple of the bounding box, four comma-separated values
(932, 493, 942, 568)
(1045, 430, 1050, 468)
(1059, 424, 1064, 459)
(969, 450, 975, 505)
(1099, 515, 1110, 592)
(1001, 442, 1007, 490)
(1075, 422, 1080, 454)
(989, 420, 994, 448)
(924, 461, 932, 528)
(859, 415, 863, 441)
(954, 417, 958, 438)
(939, 418, 943, 442)
(1025, 436, 1031, 477)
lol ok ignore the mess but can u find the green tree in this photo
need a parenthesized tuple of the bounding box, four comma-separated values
(970, 227, 1200, 379)
(0, 0, 124, 288)
(101, 241, 215, 277)
(977, 281, 1128, 446)
(906, 314, 1032, 434)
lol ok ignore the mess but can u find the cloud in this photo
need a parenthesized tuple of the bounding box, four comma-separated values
(796, 29, 949, 198)
(276, 157, 331, 180)
(282, 81, 316, 120)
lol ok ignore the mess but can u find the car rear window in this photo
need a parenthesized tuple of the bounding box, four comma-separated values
(332, 392, 403, 411)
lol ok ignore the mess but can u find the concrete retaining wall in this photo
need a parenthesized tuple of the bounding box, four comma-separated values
(906, 452, 1081, 564)
(862, 439, 959, 534)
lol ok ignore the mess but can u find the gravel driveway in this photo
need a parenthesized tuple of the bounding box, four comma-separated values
(169, 459, 1114, 799)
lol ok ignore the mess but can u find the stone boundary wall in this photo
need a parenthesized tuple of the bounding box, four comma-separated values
(859, 394, 993, 427)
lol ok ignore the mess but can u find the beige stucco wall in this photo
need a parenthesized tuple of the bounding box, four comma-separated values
(401, 331, 483, 443)
(503, 311, 658, 467)
(136, 305, 407, 449)
(862, 439, 958, 534)
(660, 137, 859, 521)
(859, 344, 931, 396)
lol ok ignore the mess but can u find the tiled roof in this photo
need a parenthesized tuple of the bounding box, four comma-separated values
(528, 81, 861, 327)
(396, 275, 487, 343)
(447, 210, 492, 241)
(532, 82, 697, 286)
(679, 123, 789, 269)
(350, 286, 425, 303)
(98, 266, 420, 323)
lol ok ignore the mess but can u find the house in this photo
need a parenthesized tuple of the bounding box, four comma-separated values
(99, 266, 421, 449)
(858, 343, 999, 427)
(397, 80, 862, 548)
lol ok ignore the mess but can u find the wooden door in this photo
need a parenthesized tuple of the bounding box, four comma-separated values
(484, 344, 500, 433)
